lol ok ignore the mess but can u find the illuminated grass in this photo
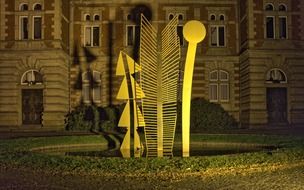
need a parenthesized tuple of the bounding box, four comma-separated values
(0, 134, 303, 175)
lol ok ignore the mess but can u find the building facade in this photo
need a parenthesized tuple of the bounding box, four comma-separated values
(0, 0, 303, 129)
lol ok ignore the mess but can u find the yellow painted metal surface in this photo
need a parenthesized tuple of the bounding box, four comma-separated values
(182, 20, 206, 157)
(140, 14, 180, 157)
(117, 16, 205, 158)
(116, 51, 145, 158)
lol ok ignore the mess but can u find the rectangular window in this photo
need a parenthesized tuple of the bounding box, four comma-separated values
(211, 26, 225, 47)
(127, 25, 134, 46)
(93, 72, 101, 103)
(93, 27, 100, 46)
(211, 26, 218, 46)
(33, 17, 42, 39)
(220, 84, 229, 101)
(218, 26, 225, 46)
(177, 25, 184, 46)
(126, 25, 140, 46)
(279, 17, 287, 39)
(83, 85, 90, 103)
(20, 16, 29, 40)
(209, 84, 218, 101)
(266, 16, 275, 39)
(93, 87, 101, 103)
(85, 27, 92, 46)
(85, 26, 100, 47)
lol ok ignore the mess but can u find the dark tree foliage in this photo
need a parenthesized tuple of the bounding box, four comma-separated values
(176, 98, 238, 132)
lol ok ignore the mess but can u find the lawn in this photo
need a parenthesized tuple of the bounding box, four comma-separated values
(0, 134, 304, 189)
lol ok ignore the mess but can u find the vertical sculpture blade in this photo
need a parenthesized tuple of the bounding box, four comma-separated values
(120, 129, 131, 158)
(126, 53, 142, 74)
(116, 51, 125, 76)
(130, 76, 145, 99)
(116, 77, 129, 100)
(140, 14, 180, 157)
(140, 14, 159, 157)
(118, 101, 131, 127)
(182, 21, 206, 157)
(161, 15, 180, 156)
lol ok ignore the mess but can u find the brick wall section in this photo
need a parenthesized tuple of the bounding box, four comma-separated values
(5, 14, 14, 41)
(5, 0, 14, 11)
(291, 0, 300, 11)
(45, 0, 54, 11)
(292, 15, 301, 40)
(44, 14, 55, 40)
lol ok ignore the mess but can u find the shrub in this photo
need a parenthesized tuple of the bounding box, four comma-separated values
(176, 98, 238, 131)
(65, 105, 95, 131)
(65, 104, 122, 132)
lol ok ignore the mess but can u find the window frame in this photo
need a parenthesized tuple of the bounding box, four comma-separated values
(265, 3, 274, 11)
(278, 16, 288, 39)
(20, 3, 28, 11)
(209, 83, 219, 102)
(210, 14, 216, 21)
(21, 70, 43, 85)
(210, 25, 226, 47)
(219, 70, 229, 82)
(92, 71, 102, 103)
(33, 16, 42, 40)
(278, 4, 287, 11)
(209, 70, 230, 102)
(265, 16, 275, 39)
(168, 13, 174, 20)
(93, 14, 100, 21)
(84, 25, 100, 47)
(84, 14, 91, 21)
(126, 24, 136, 46)
(82, 71, 102, 104)
(219, 83, 229, 102)
(19, 16, 29, 40)
(266, 68, 287, 84)
(33, 3, 42, 11)
(209, 70, 219, 81)
(82, 72, 91, 104)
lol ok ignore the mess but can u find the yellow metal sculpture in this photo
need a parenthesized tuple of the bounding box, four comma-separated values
(116, 51, 145, 158)
(116, 15, 206, 158)
(140, 14, 180, 157)
(182, 21, 206, 157)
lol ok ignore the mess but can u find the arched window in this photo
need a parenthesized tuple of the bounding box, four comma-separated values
(209, 70, 229, 102)
(265, 3, 274, 11)
(178, 14, 183, 20)
(168, 13, 174, 20)
(127, 14, 132, 21)
(219, 14, 225, 21)
(279, 4, 287, 11)
(33, 3, 42, 11)
(220, 70, 229, 81)
(82, 71, 101, 103)
(85, 14, 90, 21)
(20, 3, 28, 11)
(94, 14, 100, 21)
(210, 14, 216, 21)
(266, 68, 287, 83)
(21, 70, 43, 85)
(210, 70, 218, 81)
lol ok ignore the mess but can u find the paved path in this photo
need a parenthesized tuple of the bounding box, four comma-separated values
(1, 162, 304, 190)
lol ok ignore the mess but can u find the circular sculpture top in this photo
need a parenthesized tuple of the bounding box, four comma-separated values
(183, 20, 206, 43)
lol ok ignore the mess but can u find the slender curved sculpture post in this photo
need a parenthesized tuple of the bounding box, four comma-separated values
(182, 21, 206, 157)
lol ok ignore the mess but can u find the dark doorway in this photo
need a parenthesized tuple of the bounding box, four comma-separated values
(267, 88, 287, 124)
(22, 89, 43, 125)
